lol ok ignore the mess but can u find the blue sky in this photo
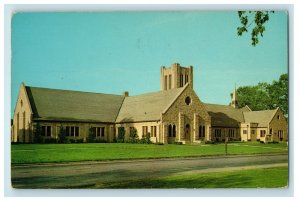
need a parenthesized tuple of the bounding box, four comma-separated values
(11, 11, 287, 117)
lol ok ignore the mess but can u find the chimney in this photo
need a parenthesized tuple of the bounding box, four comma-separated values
(123, 91, 129, 97)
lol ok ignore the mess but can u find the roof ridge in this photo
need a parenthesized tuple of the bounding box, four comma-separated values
(26, 85, 124, 97)
(162, 84, 189, 114)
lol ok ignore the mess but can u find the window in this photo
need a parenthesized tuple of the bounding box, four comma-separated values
(66, 126, 80, 137)
(251, 130, 256, 135)
(180, 74, 183, 87)
(42, 126, 52, 137)
(186, 75, 189, 83)
(277, 115, 280, 119)
(169, 75, 172, 89)
(172, 125, 176, 137)
(164, 75, 167, 90)
(260, 130, 266, 137)
(243, 130, 247, 134)
(151, 126, 157, 137)
(214, 129, 221, 138)
(278, 130, 283, 140)
(20, 100, 23, 107)
(92, 127, 105, 137)
(142, 126, 148, 136)
(269, 128, 273, 135)
(229, 129, 235, 138)
(185, 96, 191, 105)
(168, 125, 172, 137)
(199, 125, 205, 138)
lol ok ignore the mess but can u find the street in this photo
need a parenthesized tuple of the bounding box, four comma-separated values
(11, 153, 288, 188)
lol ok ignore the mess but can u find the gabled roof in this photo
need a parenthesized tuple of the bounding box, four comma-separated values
(116, 87, 186, 123)
(25, 86, 125, 122)
(204, 103, 245, 127)
(243, 108, 278, 127)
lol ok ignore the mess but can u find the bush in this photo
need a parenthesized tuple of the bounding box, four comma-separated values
(44, 138, 57, 143)
(155, 142, 164, 145)
(205, 141, 215, 144)
(94, 138, 107, 143)
(173, 141, 183, 145)
(139, 132, 151, 144)
(58, 126, 67, 143)
(128, 128, 139, 143)
(69, 138, 84, 143)
(117, 127, 125, 143)
(87, 127, 96, 143)
(33, 122, 43, 143)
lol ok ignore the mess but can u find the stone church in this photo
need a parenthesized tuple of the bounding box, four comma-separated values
(11, 63, 288, 144)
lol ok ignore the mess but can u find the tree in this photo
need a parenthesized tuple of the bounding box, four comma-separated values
(237, 82, 271, 111)
(267, 73, 288, 115)
(237, 11, 274, 46)
(33, 122, 43, 143)
(128, 127, 139, 143)
(58, 125, 67, 143)
(88, 127, 96, 143)
(236, 73, 288, 116)
(117, 127, 125, 143)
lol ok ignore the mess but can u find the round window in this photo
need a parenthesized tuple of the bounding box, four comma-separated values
(185, 96, 191, 105)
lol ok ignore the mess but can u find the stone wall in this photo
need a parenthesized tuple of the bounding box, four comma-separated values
(162, 85, 211, 144)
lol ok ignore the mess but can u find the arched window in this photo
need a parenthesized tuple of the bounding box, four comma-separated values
(168, 125, 172, 137)
(199, 125, 202, 137)
(173, 125, 176, 137)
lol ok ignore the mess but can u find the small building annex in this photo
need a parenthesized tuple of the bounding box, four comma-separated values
(11, 63, 288, 144)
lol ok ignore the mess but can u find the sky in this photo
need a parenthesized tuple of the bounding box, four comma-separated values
(11, 11, 288, 117)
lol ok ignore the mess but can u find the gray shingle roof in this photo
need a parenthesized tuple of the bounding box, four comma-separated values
(26, 86, 125, 122)
(204, 103, 245, 127)
(116, 87, 186, 123)
(243, 109, 278, 127)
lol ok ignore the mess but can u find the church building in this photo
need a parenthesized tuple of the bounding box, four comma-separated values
(11, 63, 288, 144)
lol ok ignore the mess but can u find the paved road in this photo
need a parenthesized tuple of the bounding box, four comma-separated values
(11, 153, 288, 188)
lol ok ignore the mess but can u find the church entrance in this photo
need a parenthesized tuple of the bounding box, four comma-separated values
(185, 124, 190, 141)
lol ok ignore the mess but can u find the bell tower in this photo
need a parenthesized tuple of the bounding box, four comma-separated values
(160, 63, 193, 91)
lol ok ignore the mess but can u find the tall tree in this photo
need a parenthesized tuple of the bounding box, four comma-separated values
(267, 74, 288, 115)
(237, 11, 274, 46)
(236, 73, 288, 116)
(237, 82, 271, 111)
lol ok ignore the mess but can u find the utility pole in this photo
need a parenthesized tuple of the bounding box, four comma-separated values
(225, 134, 228, 155)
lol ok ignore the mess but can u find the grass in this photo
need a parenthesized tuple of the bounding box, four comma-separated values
(102, 166, 288, 188)
(11, 142, 288, 164)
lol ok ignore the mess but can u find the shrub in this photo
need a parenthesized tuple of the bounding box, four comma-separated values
(94, 138, 107, 143)
(128, 127, 139, 143)
(33, 122, 43, 143)
(155, 142, 164, 145)
(205, 141, 215, 144)
(58, 126, 67, 143)
(173, 141, 183, 145)
(44, 138, 57, 143)
(117, 127, 125, 143)
(139, 132, 151, 144)
(87, 127, 96, 143)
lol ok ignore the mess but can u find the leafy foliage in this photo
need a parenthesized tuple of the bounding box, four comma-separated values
(236, 73, 288, 116)
(128, 127, 139, 143)
(268, 74, 288, 115)
(140, 132, 152, 144)
(87, 127, 96, 143)
(58, 125, 67, 143)
(33, 122, 43, 143)
(237, 11, 274, 46)
(117, 127, 125, 143)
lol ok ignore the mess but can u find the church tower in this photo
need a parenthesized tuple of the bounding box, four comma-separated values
(230, 86, 238, 108)
(160, 63, 193, 91)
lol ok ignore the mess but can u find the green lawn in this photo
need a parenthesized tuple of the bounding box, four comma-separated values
(102, 166, 288, 188)
(11, 142, 288, 164)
